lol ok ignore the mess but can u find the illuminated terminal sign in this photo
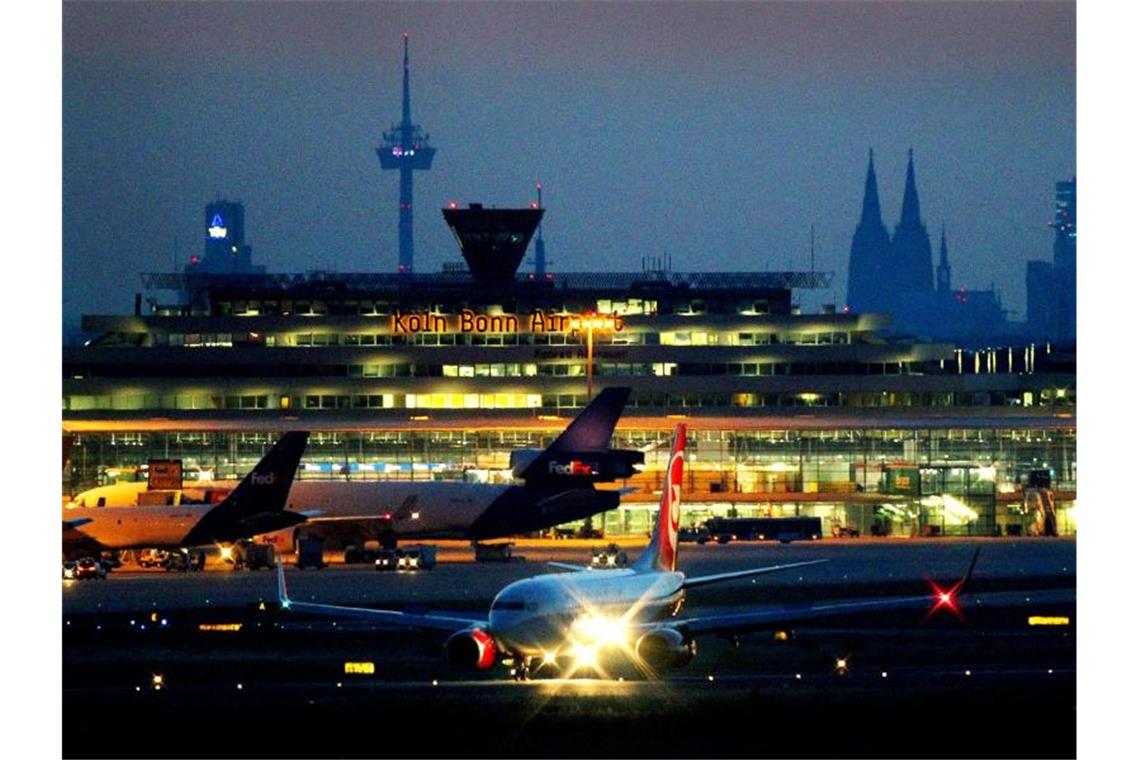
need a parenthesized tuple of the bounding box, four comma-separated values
(207, 213, 228, 239)
(392, 309, 625, 336)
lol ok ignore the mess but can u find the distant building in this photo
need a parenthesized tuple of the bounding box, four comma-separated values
(1051, 178, 1076, 343)
(1023, 177, 1076, 344)
(186, 200, 263, 276)
(845, 150, 893, 314)
(846, 151, 1011, 344)
(889, 149, 934, 298)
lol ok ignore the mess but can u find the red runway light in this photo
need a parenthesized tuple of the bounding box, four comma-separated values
(925, 581, 964, 621)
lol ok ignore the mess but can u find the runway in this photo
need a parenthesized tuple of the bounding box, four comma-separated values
(63, 538, 1076, 758)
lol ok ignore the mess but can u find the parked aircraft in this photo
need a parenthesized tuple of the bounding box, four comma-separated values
(64, 388, 642, 550)
(62, 431, 309, 558)
(275, 424, 980, 680)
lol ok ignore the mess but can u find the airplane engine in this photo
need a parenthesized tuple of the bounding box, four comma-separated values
(444, 628, 498, 670)
(635, 628, 696, 671)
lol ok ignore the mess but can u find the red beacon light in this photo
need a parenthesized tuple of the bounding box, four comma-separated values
(924, 548, 980, 622)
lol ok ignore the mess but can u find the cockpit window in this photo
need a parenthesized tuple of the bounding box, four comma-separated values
(492, 600, 526, 611)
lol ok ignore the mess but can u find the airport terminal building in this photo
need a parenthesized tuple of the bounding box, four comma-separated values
(63, 205, 1076, 539)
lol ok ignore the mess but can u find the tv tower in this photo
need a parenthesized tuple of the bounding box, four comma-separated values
(532, 182, 547, 279)
(377, 34, 436, 274)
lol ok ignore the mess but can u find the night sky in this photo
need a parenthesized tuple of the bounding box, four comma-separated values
(62, 1, 1074, 334)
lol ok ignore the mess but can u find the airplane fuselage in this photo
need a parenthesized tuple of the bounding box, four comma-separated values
(67, 478, 617, 545)
(64, 504, 211, 550)
(487, 569, 686, 657)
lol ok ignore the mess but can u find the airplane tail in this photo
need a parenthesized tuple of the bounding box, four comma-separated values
(544, 387, 631, 452)
(514, 387, 639, 483)
(631, 424, 686, 574)
(180, 431, 309, 546)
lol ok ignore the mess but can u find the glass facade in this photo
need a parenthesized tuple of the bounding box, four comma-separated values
(64, 426, 1076, 538)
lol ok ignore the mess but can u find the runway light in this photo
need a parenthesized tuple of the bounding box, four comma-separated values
(965, 670, 972, 676)
(236, 683, 243, 690)
(152, 674, 163, 690)
(707, 675, 715, 682)
(881, 671, 888, 678)
(835, 658, 848, 674)
(774, 630, 789, 641)
(432, 679, 438, 686)
(543, 652, 557, 666)
(795, 673, 802, 680)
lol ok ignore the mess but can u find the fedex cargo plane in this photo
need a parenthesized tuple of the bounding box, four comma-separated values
(62, 432, 309, 558)
(287, 387, 642, 546)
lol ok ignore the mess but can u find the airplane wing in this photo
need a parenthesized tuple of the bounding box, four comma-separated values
(682, 559, 829, 589)
(674, 593, 946, 636)
(670, 586, 1075, 638)
(547, 561, 591, 572)
(63, 517, 93, 530)
(274, 563, 483, 633)
(662, 548, 987, 637)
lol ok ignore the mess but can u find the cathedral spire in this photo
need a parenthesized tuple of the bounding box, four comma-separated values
(899, 148, 922, 227)
(859, 148, 884, 226)
(937, 223, 951, 293)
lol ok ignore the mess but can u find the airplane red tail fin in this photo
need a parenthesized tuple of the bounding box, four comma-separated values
(631, 424, 686, 574)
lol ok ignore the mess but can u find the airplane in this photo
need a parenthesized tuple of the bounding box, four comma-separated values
(262, 386, 643, 549)
(63, 388, 643, 551)
(274, 423, 981, 681)
(62, 431, 309, 559)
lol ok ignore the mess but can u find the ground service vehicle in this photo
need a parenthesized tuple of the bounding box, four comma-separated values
(296, 537, 325, 569)
(397, 545, 437, 570)
(137, 549, 170, 568)
(474, 543, 514, 562)
(74, 557, 107, 580)
(590, 543, 628, 568)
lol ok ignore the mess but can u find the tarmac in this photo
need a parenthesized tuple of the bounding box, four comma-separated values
(62, 537, 1076, 758)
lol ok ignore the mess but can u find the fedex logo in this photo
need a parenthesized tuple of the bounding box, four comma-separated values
(251, 472, 277, 486)
(548, 459, 599, 477)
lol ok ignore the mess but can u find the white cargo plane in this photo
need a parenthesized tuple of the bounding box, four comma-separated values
(276, 424, 980, 680)
(62, 432, 309, 557)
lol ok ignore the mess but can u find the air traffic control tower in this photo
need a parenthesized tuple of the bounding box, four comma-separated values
(377, 34, 436, 274)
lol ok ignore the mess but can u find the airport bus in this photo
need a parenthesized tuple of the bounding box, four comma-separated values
(704, 516, 823, 544)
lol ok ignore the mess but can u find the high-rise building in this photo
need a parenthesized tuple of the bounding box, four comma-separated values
(1051, 178, 1076, 342)
(186, 200, 261, 275)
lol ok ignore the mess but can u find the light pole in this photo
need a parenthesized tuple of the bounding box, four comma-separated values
(570, 314, 619, 400)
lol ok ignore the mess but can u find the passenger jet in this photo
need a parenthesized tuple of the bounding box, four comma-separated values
(275, 424, 979, 680)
